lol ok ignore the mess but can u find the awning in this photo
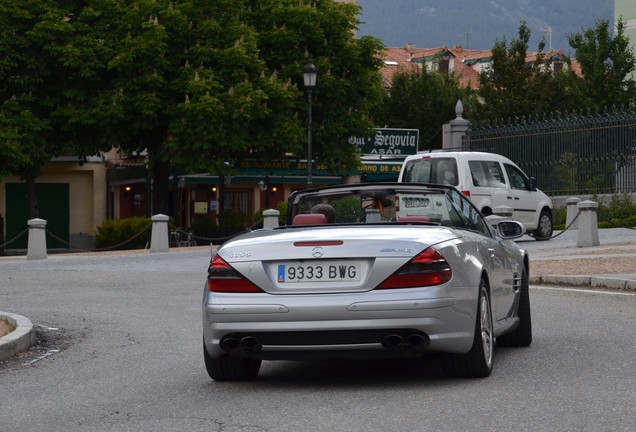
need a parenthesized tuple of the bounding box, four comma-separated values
(180, 159, 403, 185)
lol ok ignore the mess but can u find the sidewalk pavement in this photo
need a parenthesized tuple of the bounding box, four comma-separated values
(2, 227, 636, 362)
(519, 227, 636, 291)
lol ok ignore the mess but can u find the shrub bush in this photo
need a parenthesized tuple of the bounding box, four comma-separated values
(95, 217, 151, 250)
(554, 194, 636, 230)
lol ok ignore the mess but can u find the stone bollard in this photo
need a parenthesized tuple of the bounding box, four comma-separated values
(150, 214, 170, 253)
(263, 209, 280, 229)
(576, 200, 599, 247)
(27, 218, 47, 260)
(566, 197, 581, 230)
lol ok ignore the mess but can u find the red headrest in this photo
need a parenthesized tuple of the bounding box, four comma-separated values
(292, 214, 328, 225)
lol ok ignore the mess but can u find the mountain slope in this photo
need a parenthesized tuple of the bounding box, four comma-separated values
(357, 0, 613, 54)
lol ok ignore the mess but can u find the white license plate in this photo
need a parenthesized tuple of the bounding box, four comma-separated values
(403, 197, 430, 208)
(277, 262, 361, 283)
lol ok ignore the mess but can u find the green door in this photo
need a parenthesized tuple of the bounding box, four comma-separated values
(5, 183, 70, 249)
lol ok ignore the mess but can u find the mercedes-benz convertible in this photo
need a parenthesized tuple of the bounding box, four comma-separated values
(202, 183, 531, 381)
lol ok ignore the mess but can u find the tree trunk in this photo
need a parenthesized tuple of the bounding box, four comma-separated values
(150, 160, 171, 217)
(26, 177, 39, 219)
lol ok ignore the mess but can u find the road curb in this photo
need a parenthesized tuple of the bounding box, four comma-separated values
(530, 275, 636, 292)
(0, 311, 36, 361)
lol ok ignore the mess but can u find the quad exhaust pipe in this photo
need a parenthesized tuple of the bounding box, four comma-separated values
(221, 336, 262, 355)
(220, 333, 429, 356)
(382, 333, 429, 354)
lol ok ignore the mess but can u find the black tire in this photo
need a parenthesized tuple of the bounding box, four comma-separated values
(203, 338, 261, 381)
(497, 267, 532, 347)
(532, 209, 553, 241)
(442, 280, 494, 378)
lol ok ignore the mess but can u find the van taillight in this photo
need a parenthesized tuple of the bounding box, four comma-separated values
(461, 190, 471, 198)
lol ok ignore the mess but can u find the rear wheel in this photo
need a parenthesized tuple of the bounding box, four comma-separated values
(532, 209, 553, 240)
(203, 338, 261, 381)
(497, 267, 532, 347)
(442, 280, 493, 378)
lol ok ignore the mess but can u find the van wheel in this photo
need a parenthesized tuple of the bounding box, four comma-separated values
(532, 209, 552, 240)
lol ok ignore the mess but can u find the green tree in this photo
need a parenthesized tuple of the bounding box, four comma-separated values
(567, 18, 636, 109)
(373, 66, 474, 150)
(99, 0, 302, 215)
(474, 22, 561, 122)
(0, 0, 114, 217)
(246, 0, 385, 167)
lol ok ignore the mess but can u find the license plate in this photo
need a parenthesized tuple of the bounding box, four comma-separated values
(277, 262, 361, 283)
(403, 197, 430, 208)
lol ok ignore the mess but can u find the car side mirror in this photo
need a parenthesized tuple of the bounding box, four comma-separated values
(497, 220, 525, 239)
(529, 177, 537, 190)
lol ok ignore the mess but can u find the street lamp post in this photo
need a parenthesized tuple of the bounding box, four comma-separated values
(303, 63, 318, 187)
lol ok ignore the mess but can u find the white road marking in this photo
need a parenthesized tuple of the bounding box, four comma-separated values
(531, 285, 636, 296)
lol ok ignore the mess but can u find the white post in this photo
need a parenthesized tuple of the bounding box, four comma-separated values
(566, 197, 581, 230)
(576, 201, 599, 247)
(27, 218, 47, 260)
(150, 214, 170, 253)
(263, 209, 280, 229)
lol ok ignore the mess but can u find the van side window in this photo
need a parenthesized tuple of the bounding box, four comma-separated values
(504, 164, 529, 190)
(483, 161, 506, 188)
(468, 161, 488, 187)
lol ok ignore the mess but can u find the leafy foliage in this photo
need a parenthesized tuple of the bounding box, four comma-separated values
(473, 22, 561, 121)
(95, 217, 151, 250)
(1, 0, 385, 217)
(246, 0, 385, 168)
(567, 18, 636, 109)
(373, 66, 474, 150)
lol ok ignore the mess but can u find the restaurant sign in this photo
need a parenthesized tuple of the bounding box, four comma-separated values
(349, 128, 419, 156)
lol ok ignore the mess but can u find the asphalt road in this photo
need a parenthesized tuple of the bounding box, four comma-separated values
(1, 249, 635, 432)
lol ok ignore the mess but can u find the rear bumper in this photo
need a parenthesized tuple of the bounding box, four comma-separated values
(202, 285, 478, 360)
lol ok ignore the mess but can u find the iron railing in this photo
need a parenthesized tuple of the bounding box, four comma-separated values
(464, 107, 636, 196)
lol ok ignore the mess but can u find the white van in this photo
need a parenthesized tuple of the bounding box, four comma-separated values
(398, 151, 553, 240)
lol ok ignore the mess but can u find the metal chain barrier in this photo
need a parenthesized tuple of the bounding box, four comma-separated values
(45, 223, 152, 252)
(0, 228, 28, 249)
(190, 220, 264, 245)
(546, 209, 582, 239)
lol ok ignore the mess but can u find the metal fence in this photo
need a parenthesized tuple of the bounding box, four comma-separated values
(464, 107, 636, 196)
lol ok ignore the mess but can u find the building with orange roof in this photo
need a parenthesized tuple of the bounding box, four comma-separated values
(379, 44, 581, 90)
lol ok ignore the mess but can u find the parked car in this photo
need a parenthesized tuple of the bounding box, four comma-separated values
(398, 151, 553, 240)
(202, 183, 531, 381)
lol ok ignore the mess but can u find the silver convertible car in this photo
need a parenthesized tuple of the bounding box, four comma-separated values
(202, 183, 532, 381)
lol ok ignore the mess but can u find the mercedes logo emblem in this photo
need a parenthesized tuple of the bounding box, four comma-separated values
(312, 247, 324, 258)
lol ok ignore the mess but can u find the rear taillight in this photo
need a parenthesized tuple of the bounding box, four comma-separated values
(461, 190, 471, 198)
(207, 254, 263, 293)
(376, 247, 452, 289)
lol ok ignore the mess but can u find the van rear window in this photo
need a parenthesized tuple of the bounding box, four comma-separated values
(402, 157, 458, 186)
